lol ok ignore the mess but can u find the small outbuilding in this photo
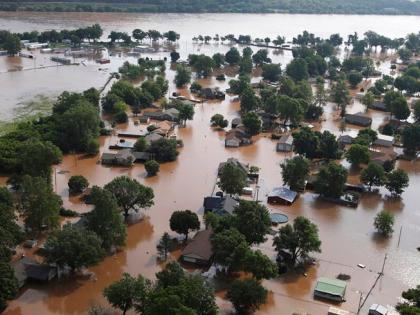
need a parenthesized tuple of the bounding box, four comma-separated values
(345, 112, 372, 127)
(267, 187, 297, 205)
(373, 134, 394, 147)
(276, 134, 293, 152)
(314, 277, 347, 302)
(180, 229, 213, 265)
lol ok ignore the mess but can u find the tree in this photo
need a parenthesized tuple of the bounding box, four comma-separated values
(147, 138, 178, 162)
(278, 95, 304, 126)
(385, 169, 409, 197)
(233, 200, 271, 245)
(330, 79, 350, 117)
(319, 131, 340, 160)
(156, 261, 185, 288)
(261, 63, 281, 82)
(280, 156, 310, 191)
(346, 144, 370, 166)
(211, 228, 250, 271)
(104, 176, 154, 217)
(45, 224, 104, 271)
(177, 103, 195, 126)
(243, 250, 277, 280)
(210, 114, 228, 128)
(212, 53, 225, 68)
(414, 100, 420, 122)
(175, 65, 191, 87)
(242, 112, 261, 135)
(132, 28, 147, 42)
(104, 273, 151, 315)
(0, 262, 18, 312)
(374, 210, 395, 236)
(145, 160, 160, 176)
(157, 232, 172, 261)
(362, 91, 375, 110)
(252, 49, 271, 65)
(86, 186, 127, 250)
(226, 279, 267, 315)
(347, 70, 363, 88)
(398, 48, 412, 63)
(218, 163, 247, 195)
(286, 58, 309, 81)
(68, 175, 89, 194)
(225, 47, 241, 65)
(4, 33, 21, 56)
(188, 54, 214, 77)
(396, 285, 420, 315)
(239, 56, 253, 75)
(402, 124, 420, 156)
(273, 216, 321, 266)
(240, 87, 259, 113)
(169, 210, 200, 240)
(360, 163, 386, 190)
(18, 175, 61, 233)
(134, 137, 148, 152)
(314, 162, 348, 198)
(384, 91, 410, 120)
(292, 127, 320, 159)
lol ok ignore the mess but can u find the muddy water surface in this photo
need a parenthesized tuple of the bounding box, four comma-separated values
(1, 12, 420, 315)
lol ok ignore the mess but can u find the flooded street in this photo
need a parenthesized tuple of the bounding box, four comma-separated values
(1, 12, 420, 315)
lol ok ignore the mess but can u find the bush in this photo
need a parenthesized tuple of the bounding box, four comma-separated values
(374, 210, 394, 236)
(86, 138, 100, 155)
(144, 159, 160, 176)
(68, 175, 89, 194)
(114, 110, 128, 123)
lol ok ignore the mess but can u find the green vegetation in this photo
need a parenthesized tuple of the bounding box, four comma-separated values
(226, 279, 267, 315)
(314, 162, 348, 198)
(68, 175, 89, 194)
(144, 159, 160, 176)
(169, 210, 200, 240)
(218, 162, 247, 195)
(373, 210, 395, 236)
(280, 155, 310, 191)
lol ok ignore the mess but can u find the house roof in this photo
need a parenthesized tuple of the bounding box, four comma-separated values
(132, 151, 151, 161)
(181, 229, 213, 261)
(369, 304, 388, 315)
(218, 158, 249, 175)
(116, 149, 134, 160)
(278, 134, 293, 145)
(203, 195, 238, 215)
(315, 277, 346, 297)
(25, 263, 56, 281)
(345, 112, 372, 125)
(145, 133, 163, 144)
(268, 187, 297, 203)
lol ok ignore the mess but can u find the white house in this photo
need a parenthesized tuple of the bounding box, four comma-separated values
(374, 134, 394, 147)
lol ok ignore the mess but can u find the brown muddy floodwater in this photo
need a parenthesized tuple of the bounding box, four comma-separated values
(1, 12, 420, 315)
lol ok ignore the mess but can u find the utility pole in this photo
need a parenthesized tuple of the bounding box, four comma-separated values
(357, 291, 363, 315)
(380, 253, 387, 275)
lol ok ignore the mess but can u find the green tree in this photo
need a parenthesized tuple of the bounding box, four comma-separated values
(4, 33, 21, 56)
(314, 162, 348, 198)
(218, 163, 247, 195)
(175, 64, 191, 88)
(273, 216, 321, 266)
(356, 128, 378, 146)
(240, 87, 259, 113)
(177, 103, 195, 126)
(45, 224, 104, 271)
(233, 200, 271, 245)
(362, 91, 375, 110)
(360, 163, 386, 190)
(18, 175, 61, 233)
(414, 100, 420, 122)
(242, 112, 261, 135)
(169, 210, 200, 240)
(280, 155, 310, 191)
(345, 144, 370, 166)
(398, 48, 412, 63)
(278, 95, 304, 126)
(286, 58, 309, 81)
(243, 250, 277, 280)
(347, 70, 363, 88)
(261, 63, 281, 82)
(68, 175, 89, 194)
(145, 160, 160, 176)
(104, 176, 154, 217)
(157, 232, 172, 261)
(134, 137, 148, 152)
(292, 127, 320, 159)
(396, 285, 420, 315)
(86, 186, 127, 250)
(385, 169, 409, 197)
(104, 273, 152, 315)
(225, 47, 241, 65)
(226, 279, 267, 315)
(210, 114, 228, 128)
(156, 261, 185, 288)
(330, 79, 350, 117)
(374, 210, 395, 236)
(402, 124, 420, 156)
(0, 262, 18, 312)
(319, 130, 340, 160)
(147, 138, 179, 162)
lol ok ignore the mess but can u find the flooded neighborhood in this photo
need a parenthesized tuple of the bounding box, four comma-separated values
(0, 9, 420, 315)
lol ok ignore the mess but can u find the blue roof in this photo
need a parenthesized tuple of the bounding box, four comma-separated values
(269, 187, 297, 203)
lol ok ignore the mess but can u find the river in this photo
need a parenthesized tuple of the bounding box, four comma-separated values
(1, 12, 420, 315)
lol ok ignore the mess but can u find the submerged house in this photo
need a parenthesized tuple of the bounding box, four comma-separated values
(267, 187, 297, 205)
(13, 257, 57, 288)
(345, 112, 372, 127)
(218, 158, 249, 176)
(225, 127, 251, 148)
(101, 149, 135, 166)
(180, 229, 213, 265)
(203, 195, 238, 216)
(276, 134, 293, 152)
(373, 134, 394, 147)
(314, 277, 347, 302)
(199, 87, 225, 100)
(370, 101, 388, 111)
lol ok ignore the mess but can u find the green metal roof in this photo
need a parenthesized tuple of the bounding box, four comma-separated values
(315, 277, 346, 297)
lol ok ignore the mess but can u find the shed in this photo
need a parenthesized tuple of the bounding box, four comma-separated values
(132, 151, 151, 162)
(314, 277, 346, 302)
(373, 134, 394, 147)
(371, 101, 388, 111)
(345, 112, 372, 127)
(267, 187, 297, 205)
(101, 152, 117, 165)
(276, 134, 293, 152)
(180, 229, 213, 265)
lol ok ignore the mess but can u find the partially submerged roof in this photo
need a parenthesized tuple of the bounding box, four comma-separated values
(278, 134, 293, 145)
(181, 229, 213, 261)
(315, 277, 346, 297)
(268, 187, 297, 203)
